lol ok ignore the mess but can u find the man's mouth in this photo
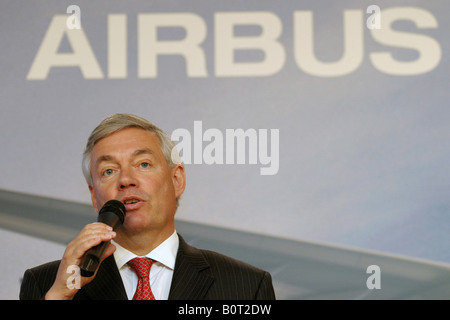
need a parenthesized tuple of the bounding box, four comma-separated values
(123, 199, 139, 205)
(121, 197, 145, 211)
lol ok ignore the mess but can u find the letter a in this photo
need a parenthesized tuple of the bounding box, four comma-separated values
(66, 265, 81, 290)
(366, 265, 381, 289)
(366, 5, 381, 30)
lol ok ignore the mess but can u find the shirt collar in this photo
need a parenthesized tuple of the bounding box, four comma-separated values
(112, 231, 179, 271)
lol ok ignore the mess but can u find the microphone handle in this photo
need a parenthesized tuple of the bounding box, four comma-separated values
(80, 241, 110, 277)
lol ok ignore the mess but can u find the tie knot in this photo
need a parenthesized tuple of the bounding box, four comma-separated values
(127, 257, 154, 279)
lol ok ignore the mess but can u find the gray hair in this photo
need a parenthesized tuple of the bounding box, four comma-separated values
(82, 113, 182, 205)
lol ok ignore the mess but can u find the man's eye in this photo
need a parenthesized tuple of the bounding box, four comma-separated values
(140, 162, 150, 168)
(104, 169, 114, 176)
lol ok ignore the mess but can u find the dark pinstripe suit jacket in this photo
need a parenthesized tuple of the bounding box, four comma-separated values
(19, 235, 276, 300)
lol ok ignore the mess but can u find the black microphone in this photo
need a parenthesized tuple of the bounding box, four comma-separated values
(80, 200, 126, 277)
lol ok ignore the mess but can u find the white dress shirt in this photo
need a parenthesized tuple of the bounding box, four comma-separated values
(111, 231, 179, 300)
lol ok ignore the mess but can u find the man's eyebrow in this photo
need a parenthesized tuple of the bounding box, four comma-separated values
(133, 148, 156, 157)
(96, 155, 114, 165)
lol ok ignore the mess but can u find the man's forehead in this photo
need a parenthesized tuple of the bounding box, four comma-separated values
(91, 128, 161, 161)
(95, 148, 156, 162)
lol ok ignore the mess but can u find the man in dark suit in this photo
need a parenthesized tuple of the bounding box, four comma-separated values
(20, 114, 275, 300)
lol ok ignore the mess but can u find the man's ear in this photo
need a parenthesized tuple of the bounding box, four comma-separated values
(88, 185, 99, 213)
(172, 164, 186, 199)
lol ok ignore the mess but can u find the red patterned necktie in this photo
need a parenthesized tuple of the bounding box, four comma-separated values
(127, 257, 156, 300)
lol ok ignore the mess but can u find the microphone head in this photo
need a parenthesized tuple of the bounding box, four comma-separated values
(99, 199, 126, 225)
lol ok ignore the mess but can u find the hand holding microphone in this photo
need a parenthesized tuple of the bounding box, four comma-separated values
(45, 200, 126, 299)
(80, 200, 126, 277)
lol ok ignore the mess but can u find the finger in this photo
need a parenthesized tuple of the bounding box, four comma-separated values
(79, 223, 113, 237)
(72, 231, 116, 259)
(64, 227, 116, 261)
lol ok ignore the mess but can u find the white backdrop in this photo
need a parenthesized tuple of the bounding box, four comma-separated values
(1, 0, 449, 264)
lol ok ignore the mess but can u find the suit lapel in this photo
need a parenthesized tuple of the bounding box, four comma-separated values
(79, 255, 128, 300)
(169, 235, 214, 300)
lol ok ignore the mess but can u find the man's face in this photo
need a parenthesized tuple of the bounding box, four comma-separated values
(88, 127, 185, 239)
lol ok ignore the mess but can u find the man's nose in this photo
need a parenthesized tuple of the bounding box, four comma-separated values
(118, 167, 138, 189)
